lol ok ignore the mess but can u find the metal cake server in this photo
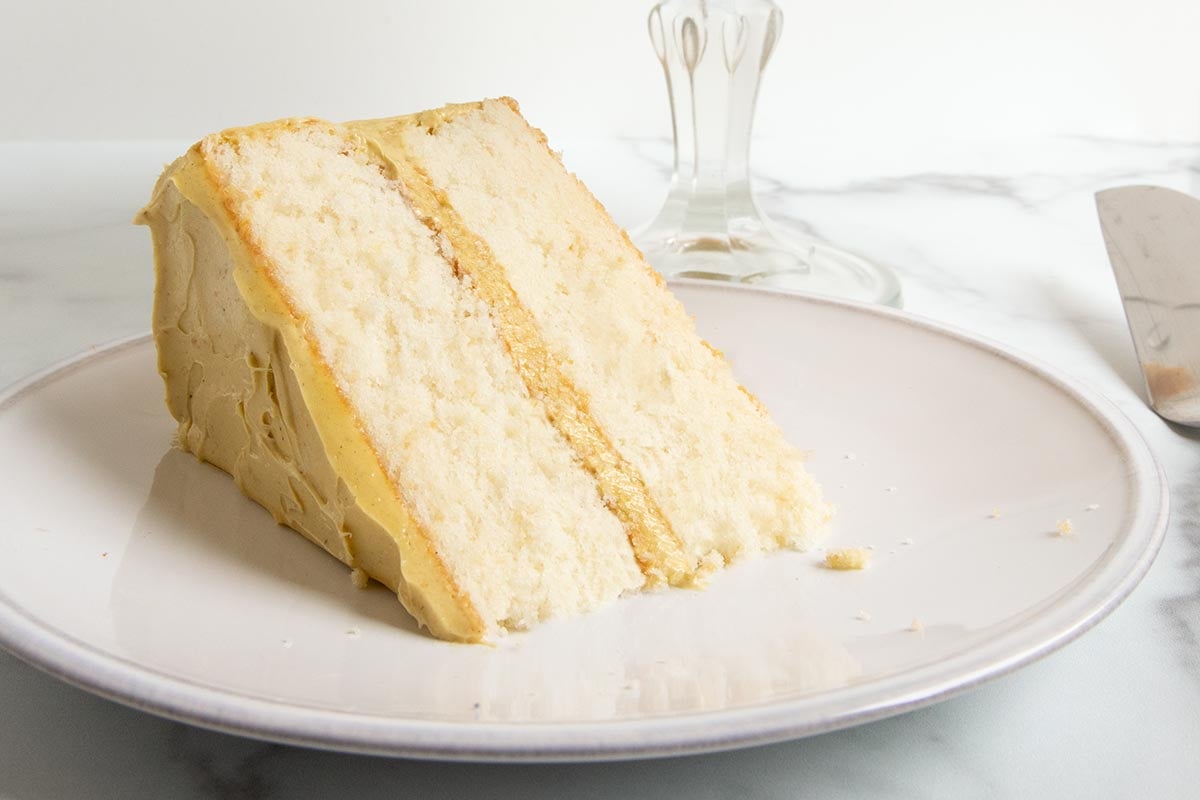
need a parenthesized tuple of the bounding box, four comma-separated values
(1097, 185, 1200, 426)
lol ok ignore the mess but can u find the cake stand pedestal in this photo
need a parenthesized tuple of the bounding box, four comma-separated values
(635, 0, 902, 307)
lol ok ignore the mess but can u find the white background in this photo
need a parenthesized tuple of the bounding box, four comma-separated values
(4, 0, 1200, 143)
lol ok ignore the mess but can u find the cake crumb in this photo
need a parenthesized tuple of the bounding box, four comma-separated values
(907, 617, 925, 633)
(345, 627, 361, 639)
(855, 609, 872, 622)
(281, 639, 293, 649)
(690, 550, 726, 588)
(825, 547, 871, 570)
(899, 537, 914, 546)
(100, 552, 108, 558)
(350, 567, 369, 590)
(1055, 518, 1074, 537)
(1084, 503, 1099, 512)
(988, 508, 1002, 519)
(643, 566, 668, 589)
(886, 486, 898, 493)
(844, 452, 857, 461)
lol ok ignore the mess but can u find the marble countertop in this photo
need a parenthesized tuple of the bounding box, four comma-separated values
(1, 134, 1197, 798)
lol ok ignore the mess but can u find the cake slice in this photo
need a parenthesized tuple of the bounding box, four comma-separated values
(137, 99, 832, 643)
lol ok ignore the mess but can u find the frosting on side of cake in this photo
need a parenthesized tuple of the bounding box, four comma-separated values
(141, 176, 355, 565)
(138, 162, 485, 640)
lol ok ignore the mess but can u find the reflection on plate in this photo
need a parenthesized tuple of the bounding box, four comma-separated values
(0, 282, 1167, 760)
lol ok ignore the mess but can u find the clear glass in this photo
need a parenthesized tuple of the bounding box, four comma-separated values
(635, 0, 902, 306)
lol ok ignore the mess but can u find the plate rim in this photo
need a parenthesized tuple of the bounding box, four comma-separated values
(0, 282, 1170, 762)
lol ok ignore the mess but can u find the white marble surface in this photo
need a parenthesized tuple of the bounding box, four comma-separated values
(1, 132, 1198, 798)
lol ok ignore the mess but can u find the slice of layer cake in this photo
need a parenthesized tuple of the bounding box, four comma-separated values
(137, 99, 832, 643)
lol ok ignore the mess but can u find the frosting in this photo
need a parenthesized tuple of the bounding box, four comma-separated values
(138, 175, 386, 569)
(136, 157, 483, 640)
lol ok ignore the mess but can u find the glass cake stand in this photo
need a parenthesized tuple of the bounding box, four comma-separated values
(635, 0, 902, 307)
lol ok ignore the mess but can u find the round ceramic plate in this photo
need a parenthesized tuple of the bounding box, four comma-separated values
(0, 282, 1167, 762)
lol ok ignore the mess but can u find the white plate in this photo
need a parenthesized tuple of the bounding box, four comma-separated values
(0, 282, 1167, 761)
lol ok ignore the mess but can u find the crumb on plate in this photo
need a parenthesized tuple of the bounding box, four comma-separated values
(907, 617, 925, 633)
(825, 547, 871, 570)
(855, 609, 872, 622)
(1055, 518, 1074, 537)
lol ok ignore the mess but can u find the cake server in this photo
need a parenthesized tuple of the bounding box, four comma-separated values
(1097, 185, 1200, 426)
